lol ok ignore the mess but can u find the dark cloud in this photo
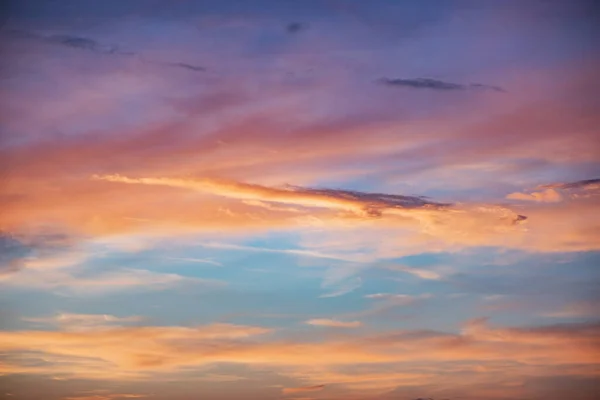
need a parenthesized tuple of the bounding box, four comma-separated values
(285, 185, 450, 216)
(2, 29, 124, 54)
(47, 34, 118, 53)
(2, 29, 205, 71)
(283, 384, 325, 393)
(286, 22, 306, 34)
(540, 178, 600, 190)
(165, 62, 206, 72)
(514, 214, 528, 224)
(379, 77, 504, 92)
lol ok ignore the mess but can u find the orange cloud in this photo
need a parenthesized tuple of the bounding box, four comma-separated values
(1, 317, 597, 389)
(282, 384, 325, 394)
(507, 188, 563, 202)
(64, 395, 146, 400)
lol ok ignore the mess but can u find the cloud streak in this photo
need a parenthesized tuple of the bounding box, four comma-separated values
(3, 29, 206, 73)
(282, 384, 325, 394)
(379, 78, 504, 92)
(305, 319, 362, 328)
(93, 174, 451, 218)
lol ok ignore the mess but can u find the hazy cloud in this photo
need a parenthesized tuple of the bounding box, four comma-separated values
(0, 233, 31, 276)
(23, 313, 145, 331)
(385, 265, 442, 280)
(282, 384, 325, 394)
(320, 277, 362, 298)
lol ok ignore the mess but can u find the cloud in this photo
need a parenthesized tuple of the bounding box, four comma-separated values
(163, 62, 206, 72)
(283, 384, 325, 394)
(0, 57, 595, 262)
(93, 174, 450, 218)
(379, 78, 504, 92)
(507, 178, 600, 202)
(507, 188, 563, 202)
(3, 29, 205, 72)
(0, 232, 32, 276)
(2, 264, 223, 295)
(92, 175, 531, 251)
(385, 265, 442, 280)
(364, 293, 431, 304)
(0, 322, 272, 379)
(3, 30, 121, 54)
(305, 319, 362, 328)
(354, 293, 432, 317)
(64, 393, 146, 400)
(0, 318, 597, 395)
(162, 257, 222, 267)
(320, 277, 362, 298)
(541, 301, 600, 318)
(540, 178, 600, 191)
(286, 22, 307, 34)
(200, 241, 360, 262)
(23, 313, 144, 331)
(47, 34, 119, 54)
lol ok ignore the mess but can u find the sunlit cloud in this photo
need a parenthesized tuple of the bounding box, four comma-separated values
(0, 317, 597, 397)
(92, 174, 450, 217)
(507, 178, 600, 202)
(1, 1, 598, 398)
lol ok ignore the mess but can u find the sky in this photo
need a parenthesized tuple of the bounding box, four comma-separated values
(0, 1, 599, 399)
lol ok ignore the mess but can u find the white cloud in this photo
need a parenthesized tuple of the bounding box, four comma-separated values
(305, 319, 362, 328)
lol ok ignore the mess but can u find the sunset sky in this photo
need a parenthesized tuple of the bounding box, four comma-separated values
(0, 1, 599, 399)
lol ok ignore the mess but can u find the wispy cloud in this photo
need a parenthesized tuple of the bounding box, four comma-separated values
(379, 77, 504, 92)
(305, 319, 362, 328)
(162, 257, 222, 267)
(64, 394, 147, 400)
(93, 174, 450, 218)
(385, 265, 442, 280)
(320, 277, 362, 298)
(3, 29, 206, 73)
(364, 293, 431, 303)
(2, 266, 223, 295)
(1, 318, 597, 388)
(540, 178, 600, 191)
(541, 301, 600, 318)
(354, 293, 433, 317)
(283, 384, 325, 394)
(200, 242, 360, 262)
(23, 313, 144, 331)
